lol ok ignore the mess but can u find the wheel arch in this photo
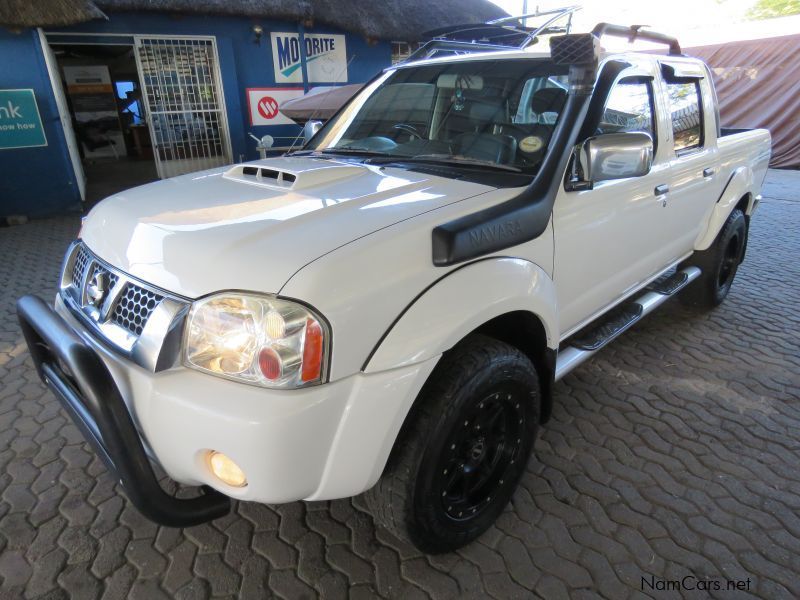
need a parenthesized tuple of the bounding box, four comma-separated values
(695, 166, 755, 251)
(364, 257, 559, 433)
(363, 257, 559, 375)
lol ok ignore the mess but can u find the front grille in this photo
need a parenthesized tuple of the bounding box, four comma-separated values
(62, 242, 187, 371)
(67, 242, 169, 339)
(72, 245, 90, 286)
(88, 262, 119, 293)
(111, 283, 164, 336)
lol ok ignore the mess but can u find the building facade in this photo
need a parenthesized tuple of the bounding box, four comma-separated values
(1, 13, 392, 216)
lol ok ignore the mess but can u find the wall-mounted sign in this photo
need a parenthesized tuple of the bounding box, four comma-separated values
(247, 88, 305, 126)
(270, 33, 348, 84)
(63, 65, 126, 159)
(0, 89, 47, 150)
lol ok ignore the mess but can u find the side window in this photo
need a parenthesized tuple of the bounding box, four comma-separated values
(599, 79, 655, 139)
(666, 81, 703, 153)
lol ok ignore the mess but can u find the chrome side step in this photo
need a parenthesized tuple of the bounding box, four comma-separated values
(555, 266, 701, 381)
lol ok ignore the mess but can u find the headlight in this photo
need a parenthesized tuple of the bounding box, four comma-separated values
(184, 292, 328, 389)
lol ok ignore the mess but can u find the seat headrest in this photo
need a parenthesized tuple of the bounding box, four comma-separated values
(469, 99, 504, 122)
(531, 87, 567, 114)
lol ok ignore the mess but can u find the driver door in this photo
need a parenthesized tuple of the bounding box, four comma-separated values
(553, 72, 673, 336)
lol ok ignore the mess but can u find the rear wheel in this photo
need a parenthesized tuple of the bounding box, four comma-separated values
(364, 335, 541, 553)
(680, 208, 747, 309)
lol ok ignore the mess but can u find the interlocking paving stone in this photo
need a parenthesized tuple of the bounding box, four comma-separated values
(0, 169, 798, 598)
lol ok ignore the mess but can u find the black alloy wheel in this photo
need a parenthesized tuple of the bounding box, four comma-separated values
(437, 385, 526, 522)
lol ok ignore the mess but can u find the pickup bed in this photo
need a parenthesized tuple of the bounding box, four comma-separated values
(18, 24, 770, 553)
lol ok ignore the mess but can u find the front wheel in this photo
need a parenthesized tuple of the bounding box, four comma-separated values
(363, 335, 541, 553)
(679, 208, 747, 309)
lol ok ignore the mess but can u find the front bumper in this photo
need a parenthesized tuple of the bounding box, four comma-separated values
(18, 293, 439, 525)
(17, 295, 230, 526)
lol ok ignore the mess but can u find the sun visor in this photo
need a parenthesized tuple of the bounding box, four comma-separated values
(436, 74, 484, 90)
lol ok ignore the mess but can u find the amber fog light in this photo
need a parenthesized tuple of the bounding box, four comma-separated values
(207, 451, 247, 487)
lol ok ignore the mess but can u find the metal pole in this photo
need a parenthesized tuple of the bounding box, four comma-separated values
(522, 0, 528, 28)
(297, 22, 310, 94)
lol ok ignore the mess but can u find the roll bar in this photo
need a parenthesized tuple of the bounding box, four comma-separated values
(591, 23, 682, 56)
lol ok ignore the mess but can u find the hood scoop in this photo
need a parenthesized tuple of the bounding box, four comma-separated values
(223, 161, 368, 191)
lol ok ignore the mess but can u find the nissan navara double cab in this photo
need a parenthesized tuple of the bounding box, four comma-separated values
(19, 25, 770, 552)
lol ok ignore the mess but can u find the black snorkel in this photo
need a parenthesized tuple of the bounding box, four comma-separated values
(431, 33, 602, 266)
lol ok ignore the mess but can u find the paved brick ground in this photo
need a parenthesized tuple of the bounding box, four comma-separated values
(1, 170, 798, 599)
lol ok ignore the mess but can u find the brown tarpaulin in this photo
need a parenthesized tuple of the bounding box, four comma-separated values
(685, 34, 800, 168)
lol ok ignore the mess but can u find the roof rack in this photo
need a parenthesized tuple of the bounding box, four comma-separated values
(399, 13, 684, 66)
(402, 5, 580, 64)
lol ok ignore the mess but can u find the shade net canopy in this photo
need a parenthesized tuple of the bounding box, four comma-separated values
(686, 33, 800, 168)
(279, 84, 364, 122)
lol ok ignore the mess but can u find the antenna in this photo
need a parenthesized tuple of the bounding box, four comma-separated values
(285, 54, 356, 155)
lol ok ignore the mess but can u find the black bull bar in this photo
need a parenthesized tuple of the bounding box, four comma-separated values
(16, 295, 230, 527)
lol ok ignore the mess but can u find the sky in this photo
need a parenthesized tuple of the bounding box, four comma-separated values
(486, 0, 787, 46)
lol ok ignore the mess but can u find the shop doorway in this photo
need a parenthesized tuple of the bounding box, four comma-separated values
(44, 40, 157, 206)
(40, 32, 232, 208)
(134, 36, 232, 178)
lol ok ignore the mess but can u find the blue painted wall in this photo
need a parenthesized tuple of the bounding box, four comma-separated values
(1, 12, 391, 217)
(0, 29, 82, 217)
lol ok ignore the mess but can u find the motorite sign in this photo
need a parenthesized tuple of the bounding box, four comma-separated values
(247, 88, 304, 126)
(270, 32, 348, 84)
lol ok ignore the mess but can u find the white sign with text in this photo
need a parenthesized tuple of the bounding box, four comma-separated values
(270, 32, 348, 84)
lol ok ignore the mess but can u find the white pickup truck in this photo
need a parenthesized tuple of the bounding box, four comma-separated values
(19, 24, 770, 553)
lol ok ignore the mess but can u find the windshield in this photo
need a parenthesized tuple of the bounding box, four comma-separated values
(305, 59, 570, 173)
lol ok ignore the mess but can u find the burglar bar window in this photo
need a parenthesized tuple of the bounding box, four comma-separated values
(391, 42, 421, 64)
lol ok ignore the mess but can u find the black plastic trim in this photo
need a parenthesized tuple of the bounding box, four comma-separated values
(715, 169, 742, 205)
(540, 347, 557, 423)
(16, 295, 231, 528)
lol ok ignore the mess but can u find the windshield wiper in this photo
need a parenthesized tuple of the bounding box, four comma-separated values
(365, 154, 522, 173)
(289, 150, 523, 173)
(320, 148, 390, 156)
(286, 148, 389, 158)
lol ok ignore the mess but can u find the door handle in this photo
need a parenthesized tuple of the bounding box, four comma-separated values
(703, 167, 715, 177)
(654, 184, 669, 196)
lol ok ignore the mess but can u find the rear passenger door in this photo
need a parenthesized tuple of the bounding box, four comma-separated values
(659, 62, 725, 257)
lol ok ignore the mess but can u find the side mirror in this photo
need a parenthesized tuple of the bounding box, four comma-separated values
(578, 132, 653, 184)
(303, 120, 323, 143)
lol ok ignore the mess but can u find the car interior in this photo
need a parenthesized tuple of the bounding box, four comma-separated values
(329, 63, 570, 171)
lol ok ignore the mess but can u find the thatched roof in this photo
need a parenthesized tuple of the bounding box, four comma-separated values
(0, 0, 106, 29)
(1, 0, 508, 41)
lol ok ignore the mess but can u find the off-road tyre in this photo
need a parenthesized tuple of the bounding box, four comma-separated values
(363, 334, 541, 553)
(679, 208, 747, 309)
